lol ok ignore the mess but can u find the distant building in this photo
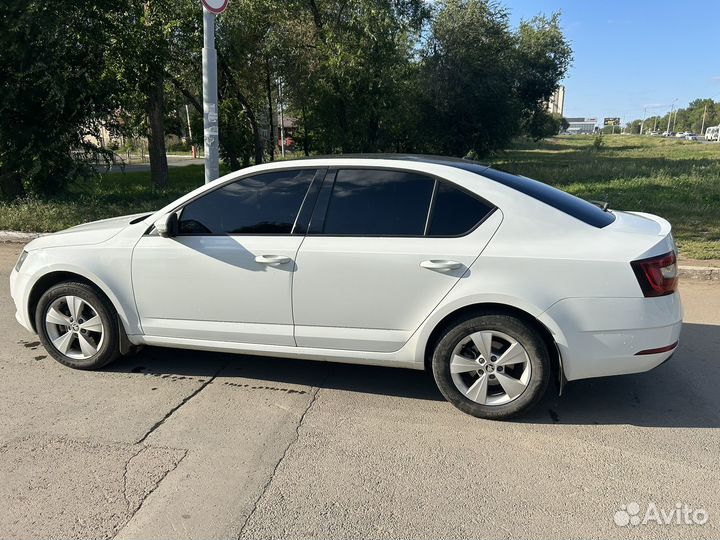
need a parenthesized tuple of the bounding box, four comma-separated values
(565, 117, 597, 135)
(546, 85, 565, 116)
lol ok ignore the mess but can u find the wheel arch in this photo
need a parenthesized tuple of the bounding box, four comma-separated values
(26, 269, 132, 336)
(421, 302, 566, 392)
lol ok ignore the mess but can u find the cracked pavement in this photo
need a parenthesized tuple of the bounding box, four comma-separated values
(1, 244, 720, 539)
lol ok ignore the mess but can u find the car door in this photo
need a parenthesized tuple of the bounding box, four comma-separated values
(132, 168, 321, 346)
(292, 167, 502, 353)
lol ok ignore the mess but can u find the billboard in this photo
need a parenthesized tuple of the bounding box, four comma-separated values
(604, 117, 621, 126)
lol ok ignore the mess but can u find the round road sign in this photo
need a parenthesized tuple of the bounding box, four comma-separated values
(201, 0, 228, 14)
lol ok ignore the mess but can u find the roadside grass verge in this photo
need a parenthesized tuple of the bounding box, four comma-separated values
(489, 135, 720, 259)
(1, 135, 718, 259)
(0, 165, 206, 232)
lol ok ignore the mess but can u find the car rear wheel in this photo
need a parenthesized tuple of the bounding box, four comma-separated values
(35, 282, 120, 370)
(431, 313, 550, 419)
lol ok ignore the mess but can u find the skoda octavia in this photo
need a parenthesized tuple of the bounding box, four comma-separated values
(10, 156, 683, 419)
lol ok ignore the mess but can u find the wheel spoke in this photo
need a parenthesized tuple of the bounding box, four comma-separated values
(46, 307, 71, 326)
(52, 331, 75, 354)
(465, 374, 489, 404)
(495, 372, 527, 399)
(495, 342, 527, 367)
(79, 315, 102, 333)
(65, 296, 84, 320)
(77, 333, 97, 357)
(470, 332, 493, 361)
(450, 355, 481, 374)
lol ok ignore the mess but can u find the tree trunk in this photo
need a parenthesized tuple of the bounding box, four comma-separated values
(217, 53, 263, 165)
(147, 70, 168, 188)
(266, 61, 275, 161)
(301, 103, 310, 156)
(0, 170, 25, 200)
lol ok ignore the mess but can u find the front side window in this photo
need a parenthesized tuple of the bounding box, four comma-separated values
(321, 169, 434, 236)
(178, 169, 316, 234)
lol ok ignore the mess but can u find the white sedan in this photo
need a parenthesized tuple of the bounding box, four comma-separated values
(10, 157, 682, 419)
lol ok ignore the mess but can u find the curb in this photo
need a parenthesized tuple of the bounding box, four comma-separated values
(0, 230, 718, 282)
(678, 265, 720, 282)
(0, 231, 44, 243)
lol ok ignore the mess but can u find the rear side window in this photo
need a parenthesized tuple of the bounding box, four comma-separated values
(178, 169, 315, 234)
(322, 169, 434, 236)
(429, 181, 494, 236)
(480, 168, 616, 228)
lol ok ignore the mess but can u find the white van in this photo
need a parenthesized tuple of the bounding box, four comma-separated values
(705, 126, 720, 141)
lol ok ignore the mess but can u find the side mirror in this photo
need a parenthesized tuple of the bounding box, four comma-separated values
(154, 212, 178, 238)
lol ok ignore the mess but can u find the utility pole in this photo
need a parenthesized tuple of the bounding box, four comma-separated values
(200, 0, 228, 183)
(701, 103, 708, 135)
(666, 98, 677, 134)
(640, 107, 647, 135)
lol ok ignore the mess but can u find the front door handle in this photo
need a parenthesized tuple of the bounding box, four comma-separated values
(420, 259, 463, 271)
(255, 254, 291, 265)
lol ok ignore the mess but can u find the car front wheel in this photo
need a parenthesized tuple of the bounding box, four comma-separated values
(35, 282, 120, 370)
(432, 313, 551, 420)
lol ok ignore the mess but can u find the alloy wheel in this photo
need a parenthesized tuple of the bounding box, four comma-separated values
(44, 295, 105, 360)
(449, 330, 531, 406)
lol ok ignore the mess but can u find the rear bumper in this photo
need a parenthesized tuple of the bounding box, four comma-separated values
(539, 293, 683, 381)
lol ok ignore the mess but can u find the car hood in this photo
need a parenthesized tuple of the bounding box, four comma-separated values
(24, 212, 151, 251)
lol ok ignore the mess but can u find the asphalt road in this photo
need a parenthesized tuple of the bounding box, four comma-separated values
(1, 243, 719, 539)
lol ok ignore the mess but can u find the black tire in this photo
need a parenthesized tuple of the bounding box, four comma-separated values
(431, 313, 550, 420)
(35, 281, 121, 370)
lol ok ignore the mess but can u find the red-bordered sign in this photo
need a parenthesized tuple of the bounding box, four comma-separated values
(201, 0, 228, 14)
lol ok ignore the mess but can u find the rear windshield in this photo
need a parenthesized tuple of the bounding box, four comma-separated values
(452, 163, 616, 228)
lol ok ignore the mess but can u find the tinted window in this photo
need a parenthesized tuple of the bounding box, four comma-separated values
(429, 182, 494, 236)
(322, 169, 434, 236)
(178, 169, 315, 234)
(476, 168, 616, 228)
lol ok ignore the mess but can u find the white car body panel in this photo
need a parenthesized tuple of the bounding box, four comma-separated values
(10, 157, 683, 385)
(292, 210, 503, 352)
(132, 235, 303, 345)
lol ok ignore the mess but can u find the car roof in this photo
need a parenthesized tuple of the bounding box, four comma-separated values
(280, 153, 492, 174)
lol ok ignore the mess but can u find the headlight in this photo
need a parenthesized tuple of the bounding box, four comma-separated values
(15, 250, 28, 272)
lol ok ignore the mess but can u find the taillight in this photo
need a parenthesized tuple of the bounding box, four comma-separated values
(631, 251, 678, 297)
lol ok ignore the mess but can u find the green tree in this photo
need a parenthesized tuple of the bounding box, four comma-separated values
(0, 0, 129, 198)
(416, 1, 571, 155)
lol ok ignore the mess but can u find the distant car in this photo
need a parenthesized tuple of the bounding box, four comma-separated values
(10, 156, 683, 420)
(661, 131, 674, 137)
(685, 133, 698, 141)
(648, 131, 659, 136)
(675, 132, 687, 138)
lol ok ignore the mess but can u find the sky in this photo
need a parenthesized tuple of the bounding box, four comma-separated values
(506, 0, 720, 124)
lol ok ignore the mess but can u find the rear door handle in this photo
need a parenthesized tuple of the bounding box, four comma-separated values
(420, 259, 463, 271)
(255, 255, 291, 265)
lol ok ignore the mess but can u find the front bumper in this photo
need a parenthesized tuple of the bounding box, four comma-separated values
(539, 293, 683, 381)
(10, 268, 35, 333)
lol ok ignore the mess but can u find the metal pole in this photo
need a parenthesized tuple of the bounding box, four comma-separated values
(700, 103, 708, 135)
(202, 8, 220, 183)
(278, 79, 286, 158)
(640, 107, 646, 135)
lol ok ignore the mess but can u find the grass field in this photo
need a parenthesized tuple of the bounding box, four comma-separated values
(0, 135, 718, 259)
(490, 135, 720, 259)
